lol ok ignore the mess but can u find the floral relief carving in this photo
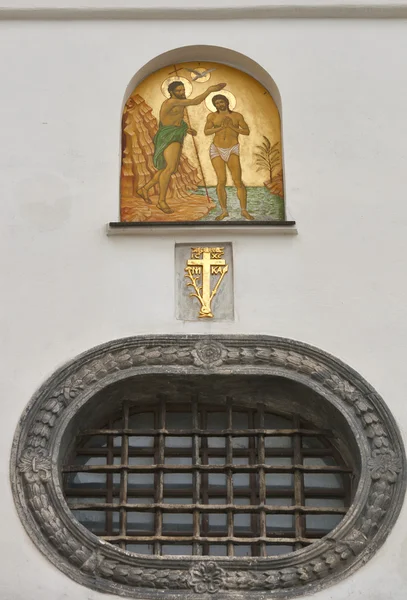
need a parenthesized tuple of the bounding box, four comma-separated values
(188, 562, 225, 593)
(368, 449, 402, 483)
(18, 447, 51, 483)
(192, 340, 226, 368)
(11, 335, 406, 599)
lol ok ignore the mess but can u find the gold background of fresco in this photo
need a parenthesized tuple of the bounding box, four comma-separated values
(134, 62, 281, 186)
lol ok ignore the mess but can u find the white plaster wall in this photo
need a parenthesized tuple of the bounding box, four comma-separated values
(1, 15, 407, 600)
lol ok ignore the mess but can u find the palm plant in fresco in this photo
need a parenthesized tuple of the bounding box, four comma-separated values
(254, 136, 281, 184)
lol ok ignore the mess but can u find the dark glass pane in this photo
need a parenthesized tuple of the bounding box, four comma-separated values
(207, 412, 227, 430)
(304, 473, 343, 489)
(265, 436, 292, 448)
(304, 456, 337, 467)
(164, 473, 193, 493)
(129, 456, 154, 466)
(127, 511, 155, 533)
(233, 456, 249, 465)
(72, 509, 106, 534)
(208, 497, 227, 505)
(266, 472, 294, 490)
(128, 412, 154, 429)
(234, 497, 251, 505)
(66, 496, 105, 506)
(232, 437, 250, 449)
(233, 411, 249, 429)
(73, 455, 106, 466)
(265, 457, 292, 467)
(264, 414, 292, 429)
(305, 514, 343, 534)
(162, 513, 193, 534)
(205, 513, 227, 535)
(128, 496, 154, 505)
(302, 436, 326, 449)
(164, 456, 193, 466)
(165, 436, 192, 448)
(234, 513, 257, 535)
(209, 544, 228, 556)
(111, 510, 121, 534)
(163, 496, 193, 504)
(83, 435, 107, 448)
(128, 473, 155, 491)
(111, 457, 121, 489)
(127, 544, 154, 554)
(266, 496, 294, 507)
(209, 473, 227, 488)
(234, 545, 252, 557)
(266, 513, 294, 532)
(208, 437, 226, 448)
(208, 456, 226, 466)
(266, 544, 294, 556)
(68, 472, 106, 490)
(128, 436, 154, 448)
(162, 544, 193, 555)
(233, 473, 251, 490)
(305, 497, 345, 508)
(166, 412, 193, 429)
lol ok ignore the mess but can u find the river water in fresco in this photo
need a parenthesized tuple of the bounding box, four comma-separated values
(194, 186, 285, 222)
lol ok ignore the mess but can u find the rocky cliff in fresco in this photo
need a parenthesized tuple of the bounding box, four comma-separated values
(120, 94, 215, 222)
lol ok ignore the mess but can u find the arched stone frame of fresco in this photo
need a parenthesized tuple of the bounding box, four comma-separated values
(119, 46, 288, 225)
(11, 335, 406, 599)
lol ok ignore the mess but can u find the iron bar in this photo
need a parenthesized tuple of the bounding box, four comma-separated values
(64, 401, 350, 558)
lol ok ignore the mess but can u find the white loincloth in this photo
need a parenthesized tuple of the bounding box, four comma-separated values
(209, 143, 240, 163)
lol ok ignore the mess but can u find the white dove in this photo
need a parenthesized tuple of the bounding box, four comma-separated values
(183, 67, 217, 81)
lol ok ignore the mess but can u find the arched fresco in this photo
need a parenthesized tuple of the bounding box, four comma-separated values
(120, 61, 285, 223)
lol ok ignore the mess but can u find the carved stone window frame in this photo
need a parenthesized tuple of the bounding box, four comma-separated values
(11, 335, 406, 599)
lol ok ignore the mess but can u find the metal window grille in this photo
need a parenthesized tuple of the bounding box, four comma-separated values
(63, 399, 353, 557)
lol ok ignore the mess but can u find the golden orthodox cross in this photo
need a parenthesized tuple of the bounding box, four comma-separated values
(185, 247, 228, 318)
(168, 65, 181, 76)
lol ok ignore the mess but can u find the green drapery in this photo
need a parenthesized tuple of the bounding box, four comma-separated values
(153, 121, 188, 170)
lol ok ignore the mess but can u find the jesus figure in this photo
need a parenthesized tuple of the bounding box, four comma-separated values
(204, 94, 254, 221)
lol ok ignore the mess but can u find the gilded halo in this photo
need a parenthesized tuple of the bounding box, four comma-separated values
(161, 76, 193, 98)
(205, 89, 237, 112)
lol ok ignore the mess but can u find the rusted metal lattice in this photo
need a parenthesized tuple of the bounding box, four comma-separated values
(63, 399, 352, 557)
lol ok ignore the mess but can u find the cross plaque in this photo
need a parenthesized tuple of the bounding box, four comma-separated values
(185, 247, 229, 318)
